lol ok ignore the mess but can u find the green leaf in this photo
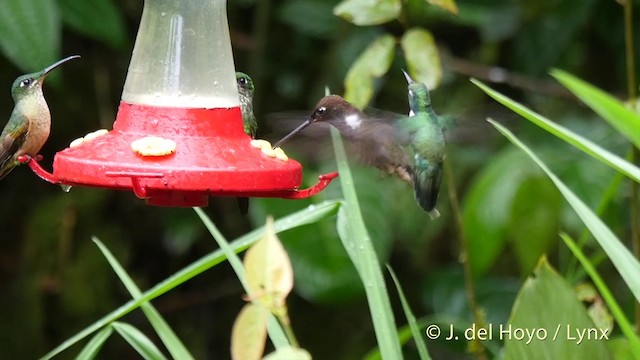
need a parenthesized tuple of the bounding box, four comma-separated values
(0, 0, 61, 72)
(505, 258, 611, 359)
(58, 0, 126, 49)
(112, 322, 168, 360)
(332, 127, 402, 359)
(426, 0, 458, 14)
(560, 233, 640, 358)
(552, 69, 640, 149)
(231, 304, 269, 360)
(40, 201, 340, 360)
(75, 326, 113, 360)
(387, 265, 431, 360)
(333, 0, 401, 25)
(344, 34, 396, 109)
(401, 28, 442, 89)
(490, 119, 640, 303)
(92, 238, 194, 360)
(472, 79, 640, 183)
(463, 147, 560, 276)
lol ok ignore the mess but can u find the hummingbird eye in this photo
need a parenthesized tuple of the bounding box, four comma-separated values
(238, 77, 247, 85)
(20, 79, 32, 87)
(315, 107, 326, 116)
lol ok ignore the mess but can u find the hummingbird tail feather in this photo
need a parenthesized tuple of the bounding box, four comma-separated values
(413, 159, 442, 218)
(0, 161, 17, 181)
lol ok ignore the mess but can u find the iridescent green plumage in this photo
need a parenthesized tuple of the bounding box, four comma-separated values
(236, 72, 257, 138)
(400, 70, 445, 219)
(0, 55, 80, 180)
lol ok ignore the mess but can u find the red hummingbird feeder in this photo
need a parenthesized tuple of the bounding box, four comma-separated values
(21, 0, 337, 207)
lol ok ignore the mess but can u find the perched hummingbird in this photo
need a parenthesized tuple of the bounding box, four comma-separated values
(235, 72, 257, 215)
(273, 95, 414, 185)
(236, 72, 257, 138)
(0, 55, 80, 180)
(401, 70, 445, 219)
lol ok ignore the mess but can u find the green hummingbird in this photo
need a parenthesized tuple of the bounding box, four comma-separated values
(0, 55, 80, 180)
(273, 94, 414, 186)
(236, 72, 257, 138)
(400, 70, 445, 219)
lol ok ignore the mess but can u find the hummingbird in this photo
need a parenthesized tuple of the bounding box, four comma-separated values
(0, 55, 80, 180)
(235, 72, 257, 215)
(236, 72, 257, 138)
(273, 94, 414, 186)
(400, 70, 445, 219)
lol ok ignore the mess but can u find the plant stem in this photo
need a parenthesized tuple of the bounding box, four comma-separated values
(443, 160, 487, 360)
(622, 0, 640, 334)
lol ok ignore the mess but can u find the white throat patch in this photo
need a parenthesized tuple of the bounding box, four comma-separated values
(409, 110, 415, 117)
(344, 114, 362, 129)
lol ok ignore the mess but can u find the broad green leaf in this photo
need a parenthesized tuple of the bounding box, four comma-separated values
(463, 147, 560, 276)
(0, 0, 61, 72)
(41, 201, 340, 360)
(472, 79, 640, 183)
(491, 119, 640, 303)
(552, 69, 640, 149)
(58, 0, 126, 49)
(112, 322, 168, 360)
(561, 233, 640, 357)
(333, 0, 401, 25)
(244, 217, 294, 308)
(92, 238, 194, 360)
(387, 265, 431, 360)
(332, 127, 402, 359)
(505, 258, 611, 359)
(401, 28, 442, 89)
(263, 346, 312, 360)
(75, 326, 113, 360)
(231, 304, 269, 360)
(426, 0, 458, 14)
(344, 34, 395, 109)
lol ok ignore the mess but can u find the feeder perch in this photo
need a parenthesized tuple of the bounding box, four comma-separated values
(25, 0, 337, 207)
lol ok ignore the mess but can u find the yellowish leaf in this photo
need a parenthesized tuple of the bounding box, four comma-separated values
(244, 217, 294, 308)
(426, 0, 458, 14)
(231, 303, 269, 360)
(401, 28, 442, 90)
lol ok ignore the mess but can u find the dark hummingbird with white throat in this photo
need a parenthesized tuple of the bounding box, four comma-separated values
(400, 69, 445, 219)
(236, 72, 257, 138)
(0, 55, 80, 180)
(273, 94, 414, 186)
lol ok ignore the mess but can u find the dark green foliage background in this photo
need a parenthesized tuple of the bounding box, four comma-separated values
(0, 0, 637, 358)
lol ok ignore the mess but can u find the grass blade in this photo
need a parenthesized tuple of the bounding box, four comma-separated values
(331, 127, 402, 359)
(472, 79, 640, 183)
(560, 233, 640, 358)
(193, 208, 289, 348)
(551, 69, 640, 149)
(387, 265, 431, 360)
(112, 321, 167, 360)
(75, 326, 113, 360)
(92, 237, 194, 360)
(40, 201, 340, 360)
(490, 119, 640, 302)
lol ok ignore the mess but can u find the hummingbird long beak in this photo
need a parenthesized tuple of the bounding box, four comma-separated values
(402, 69, 414, 84)
(42, 55, 81, 76)
(272, 118, 313, 148)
